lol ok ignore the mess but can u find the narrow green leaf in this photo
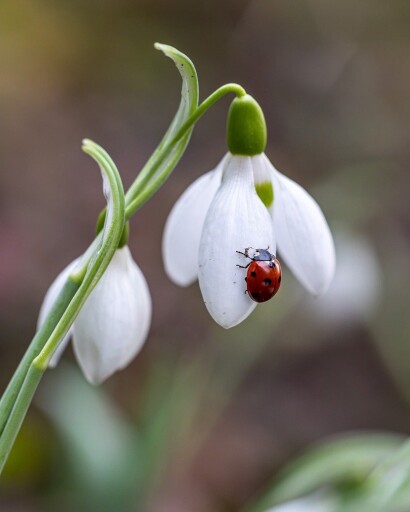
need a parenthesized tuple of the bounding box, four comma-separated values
(245, 433, 406, 512)
(153, 43, 199, 146)
(350, 440, 410, 512)
(125, 44, 199, 215)
(38, 363, 137, 501)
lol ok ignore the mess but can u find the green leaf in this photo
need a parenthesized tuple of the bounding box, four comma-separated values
(153, 43, 199, 147)
(125, 43, 199, 216)
(37, 363, 142, 510)
(347, 440, 410, 512)
(245, 433, 406, 512)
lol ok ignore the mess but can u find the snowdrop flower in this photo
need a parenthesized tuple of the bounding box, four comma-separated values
(38, 246, 151, 384)
(163, 94, 335, 328)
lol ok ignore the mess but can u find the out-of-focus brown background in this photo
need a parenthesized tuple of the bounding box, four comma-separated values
(1, 1, 410, 511)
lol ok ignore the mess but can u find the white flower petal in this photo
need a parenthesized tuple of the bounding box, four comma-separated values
(73, 246, 151, 385)
(37, 259, 79, 368)
(251, 153, 275, 209)
(162, 157, 225, 286)
(198, 154, 275, 329)
(266, 156, 335, 295)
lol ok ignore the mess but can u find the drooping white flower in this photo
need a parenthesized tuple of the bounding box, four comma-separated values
(38, 246, 151, 384)
(162, 95, 335, 328)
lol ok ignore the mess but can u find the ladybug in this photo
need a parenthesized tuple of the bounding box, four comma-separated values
(236, 247, 282, 303)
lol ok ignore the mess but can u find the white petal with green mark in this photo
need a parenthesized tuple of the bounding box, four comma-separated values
(265, 155, 335, 296)
(251, 153, 275, 208)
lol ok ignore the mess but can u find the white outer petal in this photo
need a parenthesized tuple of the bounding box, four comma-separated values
(265, 156, 335, 296)
(73, 247, 151, 385)
(198, 155, 275, 329)
(162, 157, 225, 286)
(37, 259, 79, 368)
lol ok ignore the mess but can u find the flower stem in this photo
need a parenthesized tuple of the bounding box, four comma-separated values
(0, 75, 247, 474)
(0, 80, 244, 427)
(0, 364, 44, 473)
(0, 278, 80, 438)
(0, 140, 126, 475)
(124, 83, 246, 217)
(33, 142, 126, 370)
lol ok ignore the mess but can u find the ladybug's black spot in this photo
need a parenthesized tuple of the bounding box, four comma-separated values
(252, 292, 261, 299)
(250, 271, 257, 277)
(263, 278, 272, 286)
(278, 276, 282, 283)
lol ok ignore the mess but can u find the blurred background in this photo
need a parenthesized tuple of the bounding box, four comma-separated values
(0, 0, 410, 510)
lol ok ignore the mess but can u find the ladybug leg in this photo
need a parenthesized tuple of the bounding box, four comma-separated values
(236, 250, 250, 258)
(236, 249, 255, 270)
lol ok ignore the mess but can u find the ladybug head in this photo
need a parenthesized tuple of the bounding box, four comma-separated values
(253, 248, 274, 262)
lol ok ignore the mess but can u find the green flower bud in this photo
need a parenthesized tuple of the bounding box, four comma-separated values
(226, 94, 267, 156)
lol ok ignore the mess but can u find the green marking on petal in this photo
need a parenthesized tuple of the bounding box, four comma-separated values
(255, 181, 274, 208)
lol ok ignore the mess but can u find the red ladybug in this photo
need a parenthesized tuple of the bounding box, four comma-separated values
(236, 247, 282, 303)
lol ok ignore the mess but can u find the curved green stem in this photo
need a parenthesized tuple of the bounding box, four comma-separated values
(0, 46, 247, 474)
(0, 365, 44, 472)
(125, 83, 246, 217)
(34, 140, 126, 369)
(0, 278, 80, 438)
(0, 140, 125, 474)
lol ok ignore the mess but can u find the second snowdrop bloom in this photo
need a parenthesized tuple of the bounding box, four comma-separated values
(163, 94, 335, 328)
(38, 246, 151, 384)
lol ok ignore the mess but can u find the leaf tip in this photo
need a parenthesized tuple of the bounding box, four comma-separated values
(154, 42, 170, 54)
(81, 138, 94, 153)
